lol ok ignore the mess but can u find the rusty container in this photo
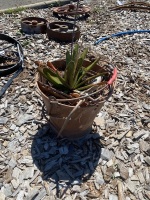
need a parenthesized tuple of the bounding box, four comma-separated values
(21, 17, 47, 34)
(37, 59, 117, 139)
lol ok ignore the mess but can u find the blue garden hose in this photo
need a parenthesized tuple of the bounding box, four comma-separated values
(94, 30, 150, 45)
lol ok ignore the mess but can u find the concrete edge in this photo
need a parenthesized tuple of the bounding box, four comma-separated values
(0, 0, 77, 13)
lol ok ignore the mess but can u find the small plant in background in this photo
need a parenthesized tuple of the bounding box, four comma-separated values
(22, 40, 30, 47)
(92, 6, 103, 14)
(5, 7, 26, 14)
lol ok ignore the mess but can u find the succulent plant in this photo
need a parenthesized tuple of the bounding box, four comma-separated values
(36, 44, 106, 94)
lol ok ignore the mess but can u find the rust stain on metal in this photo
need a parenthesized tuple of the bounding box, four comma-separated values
(52, 3, 90, 16)
(110, 2, 150, 11)
(21, 17, 48, 34)
(46, 21, 80, 42)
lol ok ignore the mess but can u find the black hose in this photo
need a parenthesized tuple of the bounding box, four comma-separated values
(0, 34, 24, 98)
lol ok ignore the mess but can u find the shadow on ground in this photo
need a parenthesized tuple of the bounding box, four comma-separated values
(31, 123, 102, 198)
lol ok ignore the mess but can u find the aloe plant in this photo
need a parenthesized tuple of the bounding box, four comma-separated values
(36, 44, 106, 92)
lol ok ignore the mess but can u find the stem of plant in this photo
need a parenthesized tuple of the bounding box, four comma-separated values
(71, 0, 80, 56)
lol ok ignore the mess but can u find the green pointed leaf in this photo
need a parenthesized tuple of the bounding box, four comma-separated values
(72, 45, 80, 81)
(72, 66, 84, 88)
(66, 50, 72, 66)
(65, 50, 73, 81)
(45, 67, 58, 76)
(76, 58, 100, 85)
(72, 44, 79, 62)
(71, 48, 88, 88)
(84, 57, 100, 72)
(73, 48, 88, 86)
(77, 81, 106, 91)
(79, 48, 88, 64)
(76, 72, 106, 88)
(43, 68, 63, 87)
(75, 52, 87, 73)
(37, 66, 49, 80)
(65, 61, 75, 89)
(55, 70, 70, 88)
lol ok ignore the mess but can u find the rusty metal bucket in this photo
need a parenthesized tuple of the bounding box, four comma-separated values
(37, 59, 117, 139)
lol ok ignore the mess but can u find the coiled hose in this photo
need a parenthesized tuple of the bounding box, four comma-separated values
(0, 34, 23, 98)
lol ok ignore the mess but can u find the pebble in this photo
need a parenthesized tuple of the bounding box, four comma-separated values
(34, 188, 47, 200)
(145, 157, 150, 166)
(0, 117, 8, 124)
(106, 159, 114, 167)
(3, 184, 12, 197)
(19, 126, 27, 133)
(131, 175, 139, 181)
(127, 180, 139, 194)
(10, 124, 16, 131)
(139, 140, 149, 153)
(16, 190, 24, 200)
(12, 167, 21, 180)
(114, 172, 120, 177)
(0, 191, 5, 200)
(145, 191, 150, 199)
(118, 163, 129, 180)
(142, 103, 150, 110)
(137, 171, 145, 184)
(22, 167, 34, 179)
(72, 185, 81, 192)
(133, 130, 147, 140)
(101, 148, 114, 161)
(11, 179, 19, 189)
(109, 194, 118, 200)
(95, 173, 105, 185)
(126, 131, 133, 138)
(125, 197, 131, 200)
(104, 167, 115, 182)
(128, 168, 134, 178)
(145, 168, 150, 184)
(16, 114, 34, 126)
(94, 116, 105, 129)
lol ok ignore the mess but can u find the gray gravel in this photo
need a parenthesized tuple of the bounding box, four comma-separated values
(0, 0, 150, 199)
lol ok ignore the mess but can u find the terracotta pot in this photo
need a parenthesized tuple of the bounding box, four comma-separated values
(37, 59, 117, 139)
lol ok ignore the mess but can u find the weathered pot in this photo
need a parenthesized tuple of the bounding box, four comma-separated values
(37, 59, 117, 139)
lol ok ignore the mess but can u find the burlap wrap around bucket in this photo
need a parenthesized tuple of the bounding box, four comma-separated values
(37, 59, 116, 139)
